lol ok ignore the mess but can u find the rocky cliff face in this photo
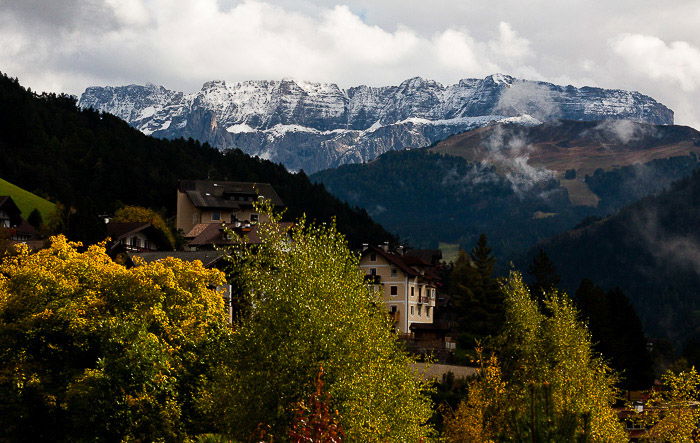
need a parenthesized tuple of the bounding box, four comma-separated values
(79, 74, 674, 172)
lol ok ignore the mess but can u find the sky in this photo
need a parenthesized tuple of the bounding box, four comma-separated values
(2, 0, 700, 127)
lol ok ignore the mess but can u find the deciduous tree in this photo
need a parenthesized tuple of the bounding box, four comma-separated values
(212, 204, 434, 441)
(0, 236, 229, 441)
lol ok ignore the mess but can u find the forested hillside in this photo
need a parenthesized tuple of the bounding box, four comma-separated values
(530, 168, 700, 344)
(312, 145, 700, 260)
(0, 73, 393, 246)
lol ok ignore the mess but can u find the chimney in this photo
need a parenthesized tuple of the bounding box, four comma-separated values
(362, 243, 369, 252)
(382, 241, 389, 252)
(398, 245, 404, 255)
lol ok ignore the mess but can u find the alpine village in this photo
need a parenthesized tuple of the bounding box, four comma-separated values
(3, 3, 700, 441)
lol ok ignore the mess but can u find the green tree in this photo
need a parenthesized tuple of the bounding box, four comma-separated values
(27, 207, 43, 230)
(527, 248, 560, 300)
(448, 234, 503, 348)
(575, 279, 654, 390)
(445, 273, 627, 441)
(211, 204, 434, 441)
(0, 236, 230, 441)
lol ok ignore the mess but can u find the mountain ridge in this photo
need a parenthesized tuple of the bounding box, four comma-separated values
(80, 74, 674, 173)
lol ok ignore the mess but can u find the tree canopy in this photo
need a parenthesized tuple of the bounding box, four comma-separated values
(210, 204, 434, 441)
(0, 236, 230, 441)
(445, 273, 627, 441)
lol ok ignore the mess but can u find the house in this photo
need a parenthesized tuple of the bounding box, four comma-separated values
(183, 221, 293, 250)
(176, 180, 284, 237)
(106, 221, 171, 253)
(358, 243, 439, 335)
(0, 196, 40, 245)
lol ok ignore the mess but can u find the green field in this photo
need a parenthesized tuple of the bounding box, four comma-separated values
(0, 178, 56, 221)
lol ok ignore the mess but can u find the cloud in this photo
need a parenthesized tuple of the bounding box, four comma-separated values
(612, 33, 700, 92)
(0, 0, 535, 95)
(2, 0, 700, 129)
(495, 81, 560, 121)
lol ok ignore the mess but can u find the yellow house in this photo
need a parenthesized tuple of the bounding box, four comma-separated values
(176, 180, 284, 248)
(359, 244, 439, 334)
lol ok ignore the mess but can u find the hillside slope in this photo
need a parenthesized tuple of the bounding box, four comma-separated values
(312, 121, 700, 259)
(0, 177, 56, 220)
(530, 168, 700, 343)
(0, 73, 393, 246)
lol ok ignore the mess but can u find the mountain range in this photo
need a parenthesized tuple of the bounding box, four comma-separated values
(79, 74, 673, 173)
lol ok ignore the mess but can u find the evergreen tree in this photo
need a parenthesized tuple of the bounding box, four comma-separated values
(447, 234, 503, 349)
(528, 248, 561, 300)
(27, 208, 43, 230)
(575, 279, 654, 390)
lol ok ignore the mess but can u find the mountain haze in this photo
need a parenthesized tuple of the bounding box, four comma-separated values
(80, 74, 673, 173)
(312, 120, 700, 259)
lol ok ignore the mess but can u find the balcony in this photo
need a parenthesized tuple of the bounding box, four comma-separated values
(364, 274, 381, 284)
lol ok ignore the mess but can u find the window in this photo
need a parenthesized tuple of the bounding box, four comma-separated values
(410, 305, 414, 315)
(418, 305, 422, 316)
(418, 287, 422, 299)
(370, 268, 377, 276)
(390, 285, 398, 296)
(250, 213, 259, 223)
(426, 307, 430, 318)
(211, 211, 221, 221)
(389, 305, 397, 313)
(391, 267, 397, 277)
(410, 287, 414, 297)
(370, 252, 377, 261)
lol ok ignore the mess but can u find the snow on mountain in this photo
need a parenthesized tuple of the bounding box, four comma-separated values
(79, 74, 674, 173)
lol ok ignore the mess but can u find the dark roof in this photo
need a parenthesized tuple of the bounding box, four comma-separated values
(14, 220, 37, 236)
(106, 222, 171, 251)
(186, 222, 293, 247)
(405, 249, 443, 265)
(129, 250, 226, 268)
(362, 245, 439, 281)
(178, 180, 284, 209)
(106, 221, 151, 239)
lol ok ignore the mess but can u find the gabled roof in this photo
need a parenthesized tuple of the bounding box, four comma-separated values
(178, 180, 284, 209)
(107, 221, 151, 239)
(106, 222, 171, 251)
(0, 196, 23, 226)
(362, 245, 439, 281)
(185, 222, 293, 247)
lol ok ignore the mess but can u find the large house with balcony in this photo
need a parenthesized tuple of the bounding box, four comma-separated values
(359, 244, 440, 334)
(176, 180, 284, 236)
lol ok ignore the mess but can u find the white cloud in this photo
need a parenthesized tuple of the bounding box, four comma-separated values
(2, 0, 700, 128)
(612, 33, 700, 92)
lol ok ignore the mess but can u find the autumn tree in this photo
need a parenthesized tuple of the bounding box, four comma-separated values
(635, 367, 700, 441)
(210, 204, 434, 441)
(444, 273, 627, 441)
(112, 205, 175, 248)
(0, 236, 230, 441)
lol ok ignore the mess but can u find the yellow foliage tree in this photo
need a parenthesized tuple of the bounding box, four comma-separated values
(634, 367, 700, 441)
(445, 272, 627, 442)
(0, 236, 228, 441)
